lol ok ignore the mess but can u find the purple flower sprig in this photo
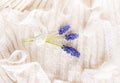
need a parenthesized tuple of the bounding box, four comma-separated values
(58, 25, 71, 35)
(62, 45, 80, 58)
(65, 33, 79, 41)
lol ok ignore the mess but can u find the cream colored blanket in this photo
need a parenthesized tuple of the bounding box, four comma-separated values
(0, 0, 120, 83)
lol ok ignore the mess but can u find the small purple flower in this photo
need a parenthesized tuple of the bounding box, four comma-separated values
(58, 25, 71, 35)
(65, 33, 79, 41)
(62, 45, 80, 58)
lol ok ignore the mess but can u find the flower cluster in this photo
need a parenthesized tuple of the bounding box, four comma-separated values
(65, 33, 79, 41)
(58, 25, 80, 58)
(58, 25, 71, 35)
(62, 45, 80, 57)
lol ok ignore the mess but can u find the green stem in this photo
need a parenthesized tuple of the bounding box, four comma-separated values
(22, 39, 34, 43)
(46, 40, 62, 48)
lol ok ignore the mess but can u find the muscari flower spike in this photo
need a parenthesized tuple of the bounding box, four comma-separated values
(58, 25, 71, 35)
(65, 33, 79, 41)
(62, 45, 80, 58)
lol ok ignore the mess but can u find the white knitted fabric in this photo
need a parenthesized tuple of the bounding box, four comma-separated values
(0, 0, 120, 83)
